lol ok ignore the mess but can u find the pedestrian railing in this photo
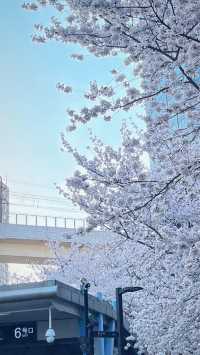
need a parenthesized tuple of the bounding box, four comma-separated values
(6, 212, 87, 230)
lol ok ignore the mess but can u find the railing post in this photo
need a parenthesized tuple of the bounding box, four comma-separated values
(9, 214, 88, 230)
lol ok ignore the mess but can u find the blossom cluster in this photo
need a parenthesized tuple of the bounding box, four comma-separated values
(23, 1, 200, 353)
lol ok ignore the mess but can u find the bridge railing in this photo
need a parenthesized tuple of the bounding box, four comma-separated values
(7, 212, 87, 230)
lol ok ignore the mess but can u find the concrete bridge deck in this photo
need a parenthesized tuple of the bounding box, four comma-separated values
(0, 223, 113, 264)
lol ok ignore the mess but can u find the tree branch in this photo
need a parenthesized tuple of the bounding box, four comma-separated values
(179, 65, 200, 91)
(114, 86, 169, 109)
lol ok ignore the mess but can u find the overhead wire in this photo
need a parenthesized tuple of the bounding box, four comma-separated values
(3, 178, 82, 214)
(10, 190, 75, 205)
(9, 202, 84, 214)
(7, 178, 56, 190)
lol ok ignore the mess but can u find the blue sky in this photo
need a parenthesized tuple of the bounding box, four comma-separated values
(0, 1, 143, 219)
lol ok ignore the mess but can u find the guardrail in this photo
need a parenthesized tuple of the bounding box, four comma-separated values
(6, 212, 87, 230)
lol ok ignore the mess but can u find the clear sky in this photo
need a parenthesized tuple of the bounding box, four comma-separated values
(0, 1, 143, 221)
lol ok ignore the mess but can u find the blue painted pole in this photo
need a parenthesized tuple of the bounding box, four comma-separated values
(96, 292, 105, 355)
(104, 319, 115, 355)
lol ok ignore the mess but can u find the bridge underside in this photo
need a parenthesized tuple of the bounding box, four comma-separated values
(0, 223, 113, 264)
(0, 239, 71, 264)
(0, 223, 77, 264)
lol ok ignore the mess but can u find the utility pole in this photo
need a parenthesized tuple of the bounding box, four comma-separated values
(116, 286, 143, 355)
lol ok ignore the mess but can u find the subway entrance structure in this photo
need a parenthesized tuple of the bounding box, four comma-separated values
(0, 279, 129, 355)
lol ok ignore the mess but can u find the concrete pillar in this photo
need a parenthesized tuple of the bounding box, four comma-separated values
(104, 319, 115, 355)
(95, 292, 104, 355)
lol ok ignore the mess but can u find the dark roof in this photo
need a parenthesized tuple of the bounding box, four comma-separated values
(0, 280, 116, 321)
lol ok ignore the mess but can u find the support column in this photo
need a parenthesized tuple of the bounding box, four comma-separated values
(95, 292, 104, 355)
(104, 319, 115, 355)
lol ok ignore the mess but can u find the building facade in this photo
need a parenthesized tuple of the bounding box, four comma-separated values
(0, 176, 9, 224)
(0, 176, 9, 283)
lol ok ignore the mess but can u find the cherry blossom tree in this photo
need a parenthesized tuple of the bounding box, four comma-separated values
(58, 126, 200, 354)
(22, 1, 200, 353)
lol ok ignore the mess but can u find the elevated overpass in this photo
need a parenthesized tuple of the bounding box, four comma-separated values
(0, 214, 113, 264)
(0, 280, 119, 355)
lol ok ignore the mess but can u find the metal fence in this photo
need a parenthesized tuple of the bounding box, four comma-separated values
(7, 212, 87, 230)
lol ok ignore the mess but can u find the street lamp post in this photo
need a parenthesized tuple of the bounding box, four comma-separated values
(116, 286, 143, 355)
(80, 278, 91, 355)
